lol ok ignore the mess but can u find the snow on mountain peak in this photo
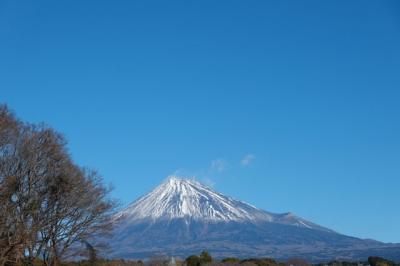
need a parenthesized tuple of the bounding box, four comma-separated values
(116, 176, 274, 222)
(108, 178, 386, 261)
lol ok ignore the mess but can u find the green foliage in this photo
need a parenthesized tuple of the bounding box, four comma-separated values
(200, 251, 212, 264)
(314, 261, 365, 266)
(368, 256, 397, 266)
(241, 258, 279, 266)
(221, 257, 240, 263)
(186, 255, 202, 266)
(186, 251, 213, 266)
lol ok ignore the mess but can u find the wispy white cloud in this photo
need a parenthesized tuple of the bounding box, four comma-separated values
(210, 159, 227, 172)
(170, 158, 228, 188)
(171, 168, 193, 178)
(202, 177, 216, 188)
(241, 154, 255, 166)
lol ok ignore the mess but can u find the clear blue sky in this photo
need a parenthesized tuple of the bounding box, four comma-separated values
(1, 1, 399, 243)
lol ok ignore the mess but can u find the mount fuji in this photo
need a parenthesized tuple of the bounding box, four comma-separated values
(107, 177, 400, 262)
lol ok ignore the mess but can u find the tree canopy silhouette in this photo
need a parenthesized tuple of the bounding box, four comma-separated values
(0, 105, 116, 266)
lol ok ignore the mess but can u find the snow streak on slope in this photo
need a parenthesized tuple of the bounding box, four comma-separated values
(116, 176, 274, 222)
(115, 176, 333, 233)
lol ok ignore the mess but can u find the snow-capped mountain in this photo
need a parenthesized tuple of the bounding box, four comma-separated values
(116, 176, 273, 222)
(115, 176, 331, 232)
(107, 176, 400, 262)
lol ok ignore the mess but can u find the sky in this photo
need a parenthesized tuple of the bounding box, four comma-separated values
(1, 1, 399, 243)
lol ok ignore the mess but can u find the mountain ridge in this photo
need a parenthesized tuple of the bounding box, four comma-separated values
(115, 176, 332, 233)
(107, 176, 400, 262)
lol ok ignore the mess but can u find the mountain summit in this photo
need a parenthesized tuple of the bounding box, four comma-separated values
(108, 177, 400, 262)
(116, 176, 267, 221)
(116, 176, 330, 231)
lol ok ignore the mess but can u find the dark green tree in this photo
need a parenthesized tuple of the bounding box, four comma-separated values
(368, 257, 397, 266)
(199, 251, 212, 264)
(185, 255, 201, 266)
(221, 257, 240, 264)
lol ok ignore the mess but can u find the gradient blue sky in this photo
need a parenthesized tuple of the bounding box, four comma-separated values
(1, 1, 399, 242)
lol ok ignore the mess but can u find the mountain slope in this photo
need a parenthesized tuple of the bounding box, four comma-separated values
(108, 177, 400, 262)
(115, 177, 332, 232)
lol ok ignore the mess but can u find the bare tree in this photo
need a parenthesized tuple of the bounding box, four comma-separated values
(0, 105, 26, 265)
(146, 255, 169, 266)
(0, 104, 116, 266)
(40, 166, 115, 266)
(285, 258, 311, 266)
